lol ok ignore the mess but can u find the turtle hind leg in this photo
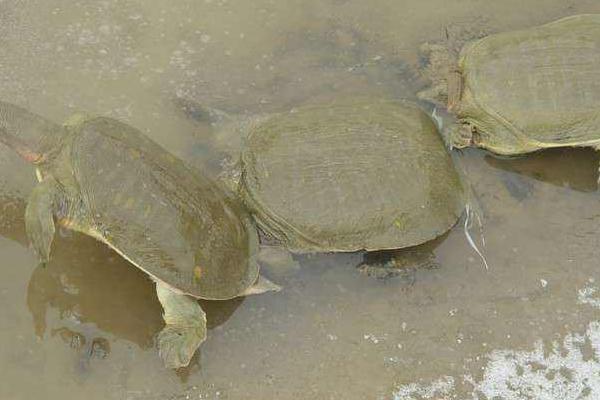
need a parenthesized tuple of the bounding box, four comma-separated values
(357, 248, 439, 282)
(25, 179, 59, 264)
(155, 280, 206, 369)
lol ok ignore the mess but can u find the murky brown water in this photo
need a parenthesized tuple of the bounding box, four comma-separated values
(2, 1, 600, 399)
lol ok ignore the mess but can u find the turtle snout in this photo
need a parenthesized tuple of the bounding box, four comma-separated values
(450, 123, 474, 149)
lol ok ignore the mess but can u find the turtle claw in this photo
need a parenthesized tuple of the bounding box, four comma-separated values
(357, 261, 408, 281)
(157, 325, 206, 369)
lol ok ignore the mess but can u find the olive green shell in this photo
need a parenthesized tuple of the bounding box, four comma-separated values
(238, 98, 465, 252)
(454, 14, 600, 154)
(62, 117, 259, 300)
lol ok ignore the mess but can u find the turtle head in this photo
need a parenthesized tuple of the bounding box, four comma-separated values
(433, 106, 495, 151)
(444, 123, 475, 149)
(446, 121, 532, 156)
(430, 106, 474, 150)
(0, 101, 66, 164)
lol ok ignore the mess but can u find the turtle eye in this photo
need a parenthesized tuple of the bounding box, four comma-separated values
(471, 126, 481, 145)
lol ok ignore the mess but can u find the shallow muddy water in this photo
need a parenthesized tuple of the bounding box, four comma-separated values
(2, 1, 600, 399)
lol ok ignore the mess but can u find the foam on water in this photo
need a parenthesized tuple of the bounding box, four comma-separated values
(392, 284, 600, 399)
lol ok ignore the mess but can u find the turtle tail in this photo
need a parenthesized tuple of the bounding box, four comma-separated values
(0, 101, 65, 164)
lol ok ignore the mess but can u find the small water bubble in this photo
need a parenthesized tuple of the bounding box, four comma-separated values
(364, 333, 385, 344)
(385, 356, 400, 364)
(200, 34, 211, 43)
(540, 278, 548, 288)
(124, 57, 138, 66)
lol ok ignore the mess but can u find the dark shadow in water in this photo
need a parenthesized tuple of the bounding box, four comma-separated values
(357, 232, 448, 284)
(0, 196, 243, 369)
(177, 14, 418, 120)
(484, 148, 598, 197)
(26, 235, 165, 349)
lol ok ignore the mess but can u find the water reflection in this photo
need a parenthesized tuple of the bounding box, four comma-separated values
(3, 1, 600, 398)
(0, 196, 242, 365)
(484, 148, 599, 195)
(26, 237, 164, 349)
(51, 324, 111, 377)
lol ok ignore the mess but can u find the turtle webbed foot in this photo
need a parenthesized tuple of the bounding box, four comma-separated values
(155, 281, 207, 369)
(157, 324, 206, 369)
(357, 250, 439, 281)
(357, 259, 408, 281)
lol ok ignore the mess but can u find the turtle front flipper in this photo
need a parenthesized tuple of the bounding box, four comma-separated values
(155, 280, 206, 369)
(25, 179, 60, 264)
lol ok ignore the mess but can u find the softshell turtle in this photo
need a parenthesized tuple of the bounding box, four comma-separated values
(419, 14, 600, 160)
(177, 97, 467, 268)
(0, 101, 280, 369)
